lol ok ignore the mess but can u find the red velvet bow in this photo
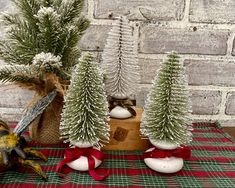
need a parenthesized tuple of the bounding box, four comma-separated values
(56, 147, 109, 181)
(143, 146, 191, 160)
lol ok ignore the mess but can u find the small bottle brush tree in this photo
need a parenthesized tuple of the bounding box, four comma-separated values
(102, 16, 139, 118)
(0, 0, 89, 143)
(141, 52, 192, 173)
(57, 54, 110, 177)
(60, 54, 110, 147)
(141, 52, 192, 146)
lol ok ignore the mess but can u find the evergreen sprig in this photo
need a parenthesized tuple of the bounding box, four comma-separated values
(0, 0, 89, 94)
(0, 65, 40, 84)
(13, 0, 40, 29)
(58, 0, 84, 24)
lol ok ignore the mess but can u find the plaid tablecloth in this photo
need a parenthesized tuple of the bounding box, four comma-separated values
(0, 122, 235, 188)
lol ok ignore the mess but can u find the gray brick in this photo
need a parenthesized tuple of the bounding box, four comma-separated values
(0, 84, 34, 108)
(139, 58, 162, 84)
(184, 60, 235, 87)
(139, 26, 228, 55)
(94, 0, 185, 21)
(225, 92, 235, 115)
(191, 90, 221, 115)
(137, 87, 221, 115)
(0, 107, 24, 122)
(78, 25, 111, 51)
(0, 0, 13, 12)
(190, 0, 235, 24)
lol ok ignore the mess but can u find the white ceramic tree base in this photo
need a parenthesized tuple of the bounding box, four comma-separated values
(145, 139, 184, 173)
(150, 139, 179, 150)
(67, 156, 102, 171)
(67, 141, 102, 171)
(110, 106, 133, 119)
(111, 94, 128, 100)
(144, 147, 184, 173)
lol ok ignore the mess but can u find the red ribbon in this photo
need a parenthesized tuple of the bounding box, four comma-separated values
(143, 146, 191, 160)
(56, 147, 109, 181)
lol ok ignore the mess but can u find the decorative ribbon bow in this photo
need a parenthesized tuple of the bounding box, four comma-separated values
(143, 146, 191, 160)
(109, 98, 136, 116)
(56, 147, 109, 181)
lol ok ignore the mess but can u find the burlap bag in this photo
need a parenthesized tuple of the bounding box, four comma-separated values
(30, 95, 63, 144)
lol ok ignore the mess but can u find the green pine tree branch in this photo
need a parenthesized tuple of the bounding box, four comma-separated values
(1, 13, 21, 26)
(0, 0, 90, 95)
(58, 0, 84, 25)
(60, 17, 89, 68)
(36, 8, 60, 53)
(1, 13, 39, 65)
(12, 0, 40, 30)
(42, 0, 54, 7)
(0, 41, 29, 65)
(0, 65, 41, 84)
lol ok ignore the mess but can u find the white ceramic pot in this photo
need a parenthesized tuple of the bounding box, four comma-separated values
(111, 94, 128, 100)
(67, 141, 102, 171)
(144, 147, 184, 173)
(109, 106, 132, 119)
(144, 139, 184, 173)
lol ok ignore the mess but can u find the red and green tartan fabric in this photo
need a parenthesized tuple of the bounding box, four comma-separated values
(1, 122, 235, 188)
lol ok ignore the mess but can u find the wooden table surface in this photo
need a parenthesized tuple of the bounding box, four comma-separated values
(223, 127, 235, 141)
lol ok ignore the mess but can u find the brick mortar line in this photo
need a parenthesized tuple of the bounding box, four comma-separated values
(90, 19, 114, 26)
(192, 114, 235, 120)
(90, 18, 235, 30)
(138, 53, 235, 62)
(188, 86, 235, 92)
(80, 50, 234, 63)
(87, 0, 95, 20)
(132, 22, 139, 57)
(139, 84, 235, 92)
(0, 107, 24, 112)
(182, 0, 190, 23)
(219, 91, 228, 115)
(81, 50, 235, 62)
(226, 31, 234, 56)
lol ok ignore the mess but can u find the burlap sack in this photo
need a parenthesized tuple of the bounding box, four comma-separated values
(30, 95, 63, 144)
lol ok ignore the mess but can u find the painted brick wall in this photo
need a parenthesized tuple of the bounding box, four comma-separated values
(0, 0, 235, 126)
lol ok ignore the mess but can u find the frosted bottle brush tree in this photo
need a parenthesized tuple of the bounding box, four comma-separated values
(57, 54, 110, 178)
(0, 0, 89, 144)
(102, 16, 139, 119)
(60, 54, 110, 147)
(141, 52, 192, 146)
(141, 52, 192, 173)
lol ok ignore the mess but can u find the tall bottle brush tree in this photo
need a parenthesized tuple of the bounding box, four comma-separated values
(102, 16, 139, 99)
(0, 0, 89, 144)
(102, 16, 139, 118)
(60, 54, 110, 147)
(141, 52, 192, 146)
